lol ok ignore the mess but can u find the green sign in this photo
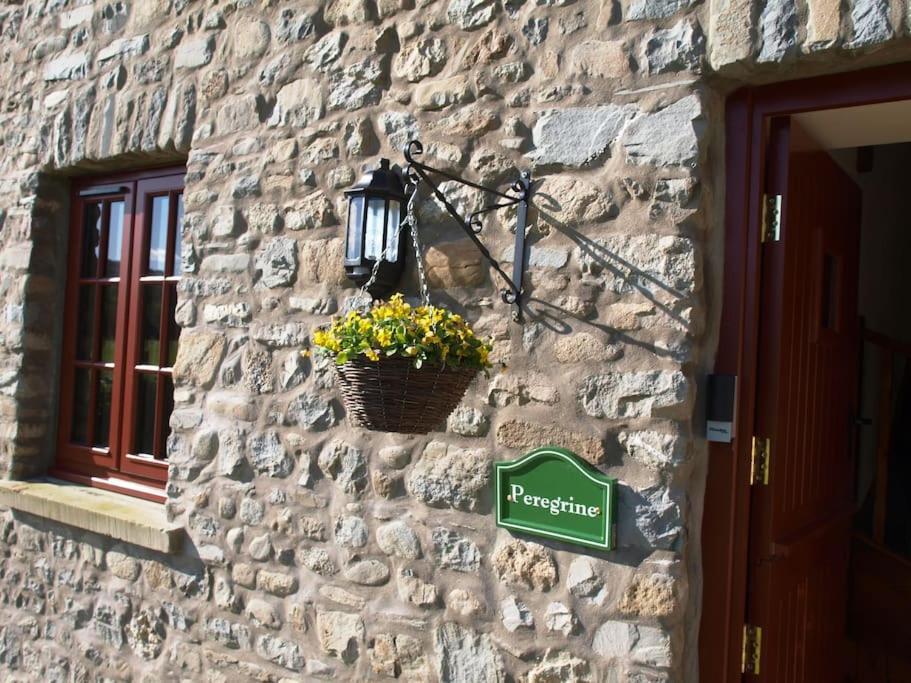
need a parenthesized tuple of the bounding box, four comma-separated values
(494, 447, 616, 551)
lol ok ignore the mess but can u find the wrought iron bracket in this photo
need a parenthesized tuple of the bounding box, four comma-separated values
(403, 139, 532, 322)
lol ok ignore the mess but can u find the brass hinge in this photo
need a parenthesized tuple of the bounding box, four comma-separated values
(742, 624, 762, 675)
(761, 194, 782, 243)
(751, 437, 770, 486)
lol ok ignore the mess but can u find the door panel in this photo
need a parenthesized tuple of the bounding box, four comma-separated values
(747, 118, 862, 681)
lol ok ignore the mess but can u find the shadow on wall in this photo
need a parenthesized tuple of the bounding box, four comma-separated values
(0, 509, 207, 669)
(523, 185, 697, 360)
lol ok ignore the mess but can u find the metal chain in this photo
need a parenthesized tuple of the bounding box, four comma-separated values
(404, 183, 431, 307)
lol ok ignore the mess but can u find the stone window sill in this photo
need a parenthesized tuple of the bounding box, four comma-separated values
(0, 478, 183, 554)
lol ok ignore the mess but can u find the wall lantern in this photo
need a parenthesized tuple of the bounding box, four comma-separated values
(344, 158, 408, 298)
(344, 141, 532, 321)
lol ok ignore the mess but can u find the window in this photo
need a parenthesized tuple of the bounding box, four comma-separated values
(53, 169, 185, 502)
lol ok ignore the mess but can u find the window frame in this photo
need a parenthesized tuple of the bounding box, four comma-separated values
(52, 167, 186, 503)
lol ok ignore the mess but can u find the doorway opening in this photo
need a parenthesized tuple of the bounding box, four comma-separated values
(700, 65, 911, 683)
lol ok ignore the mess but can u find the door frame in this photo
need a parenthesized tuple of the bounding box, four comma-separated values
(700, 63, 911, 683)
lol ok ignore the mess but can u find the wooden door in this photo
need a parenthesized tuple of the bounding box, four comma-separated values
(746, 118, 862, 681)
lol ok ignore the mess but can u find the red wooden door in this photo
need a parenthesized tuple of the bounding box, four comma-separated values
(746, 118, 862, 681)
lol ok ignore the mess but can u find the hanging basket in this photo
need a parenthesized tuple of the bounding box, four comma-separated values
(334, 356, 478, 434)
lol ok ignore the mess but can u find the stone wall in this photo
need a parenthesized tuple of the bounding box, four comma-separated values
(0, 0, 906, 682)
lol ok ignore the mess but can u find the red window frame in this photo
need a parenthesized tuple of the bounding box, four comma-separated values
(53, 168, 185, 503)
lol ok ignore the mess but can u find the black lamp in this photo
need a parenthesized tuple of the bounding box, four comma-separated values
(344, 159, 407, 298)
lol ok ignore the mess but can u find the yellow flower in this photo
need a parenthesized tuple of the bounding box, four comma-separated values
(364, 348, 380, 361)
(376, 329, 392, 347)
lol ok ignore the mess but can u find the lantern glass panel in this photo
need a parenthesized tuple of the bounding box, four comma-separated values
(386, 201, 401, 261)
(346, 195, 365, 260)
(364, 197, 387, 261)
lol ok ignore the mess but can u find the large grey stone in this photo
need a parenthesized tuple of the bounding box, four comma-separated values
(618, 430, 687, 469)
(627, 0, 697, 20)
(394, 37, 447, 82)
(270, 78, 323, 127)
(431, 528, 481, 572)
(622, 95, 703, 167)
(335, 515, 368, 548)
(305, 32, 347, 71)
(232, 20, 271, 61)
(593, 621, 672, 668)
(250, 322, 308, 348)
(255, 237, 298, 288)
(528, 106, 636, 167)
(317, 610, 365, 663)
(344, 559, 390, 586)
(175, 36, 215, 69)
(500, 596, 534, 632)
(757, 0, 798, 62)
(578, 371, 689, 419)
(376, 521, 422, 559)
(98, 35, 150, 63)
(447, 0, 498, 29)
(44, 53, 90, 81)
(617, 484, 684, 550)
(848, 0, 893, 47)
(328, 58, 384, 111)
(285, 393, 337, 431)
(407, 441, 490, 511)
(248, 432, 294, 478)
(434, 623, 505, 683)
(378, 111, 419, 153)
(645, 19, 706, 74)
(318, 440, 368, 494)
(256, 634, 305, 671)
(447, 406, 490, 437)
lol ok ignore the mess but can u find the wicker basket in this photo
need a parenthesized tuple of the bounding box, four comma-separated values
(334, 356, 478, 434)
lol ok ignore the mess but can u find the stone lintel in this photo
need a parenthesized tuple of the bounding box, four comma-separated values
(0, 478, 183, 554)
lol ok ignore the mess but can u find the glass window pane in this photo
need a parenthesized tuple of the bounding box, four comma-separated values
(92, 370, 113, 448)
(75, 285, 96, 361)
(166, 284, 179, 368)
(147, 195, 170, 275)
(70, 368, 91, 445)
(364, 198, 386, 261)
(81, 203, 103, 277)
(386, 200, 401, 262)
(173, 193, 184, 276)
(105, 201, 125, 277)
(99, 285, 118, 363)
(134, 373, 157, 456)
(140, 285, 162, 366)
(158, 376, 174, 460)
(346, 196, 364, 260)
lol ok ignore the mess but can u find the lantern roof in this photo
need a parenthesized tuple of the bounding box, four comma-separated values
(346, 158, 406, 200)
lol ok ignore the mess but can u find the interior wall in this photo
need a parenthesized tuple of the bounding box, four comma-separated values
(830, 143, 911, 509)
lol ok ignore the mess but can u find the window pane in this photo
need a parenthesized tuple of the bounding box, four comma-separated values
(346, 196, 364, 260)
(70, 368, 91, 445)
(165, 284, 179, 367)
(173, 193, 184, 276)
(386, 200, 401, 261)
(81, 203, 103, 277)
(75, 286, 96, 361)
(92, 370, 113, 448)
(158, 376, 174, 460)
(140, 285, 162, 366)
(147, 195, 170, 275)
(364, 198, 386, 260)
(100, 285, 118, 363)
(105, 201, 125, 277)
(134, 373, 157, 456)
